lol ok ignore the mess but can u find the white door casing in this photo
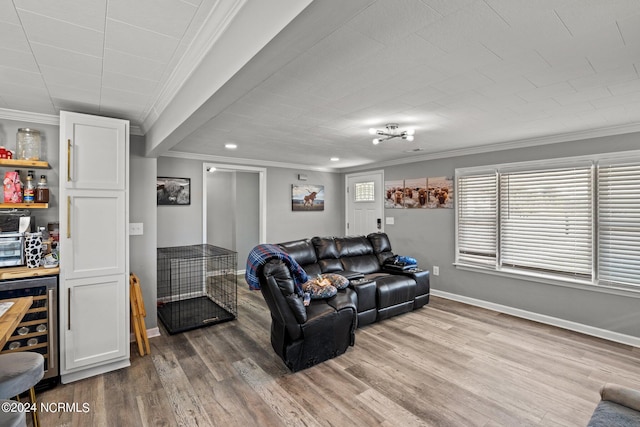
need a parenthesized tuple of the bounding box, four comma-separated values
(345, 170, 384, 236)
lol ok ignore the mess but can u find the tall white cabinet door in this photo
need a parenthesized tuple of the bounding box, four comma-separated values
(61, 111, 127, 190)
(63, 275, 128, 370)
(63, 191, 126, 279)
(59, 111, 129, 383)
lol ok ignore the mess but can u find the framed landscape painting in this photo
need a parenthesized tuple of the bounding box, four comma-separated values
(292, 184, 324, 211)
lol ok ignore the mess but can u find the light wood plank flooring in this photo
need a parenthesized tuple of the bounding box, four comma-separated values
(38, 281, 640, 426)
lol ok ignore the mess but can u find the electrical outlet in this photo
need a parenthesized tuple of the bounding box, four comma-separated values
(129, 223, 144, 236)
(433, 266, 439, 276)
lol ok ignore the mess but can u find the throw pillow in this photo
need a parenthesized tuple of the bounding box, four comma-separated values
(321, 273, 349, 290)
(302, 276, 338, 299)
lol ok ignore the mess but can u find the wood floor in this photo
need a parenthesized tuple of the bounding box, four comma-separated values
(38, 281, 640, 427)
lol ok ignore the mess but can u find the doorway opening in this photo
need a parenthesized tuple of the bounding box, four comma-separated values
(202, 163, 266, 272)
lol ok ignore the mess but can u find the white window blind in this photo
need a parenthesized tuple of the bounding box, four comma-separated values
(598, 161, 640, 288)
(499, 166, 593, 278)
(456, 173, 497, 266)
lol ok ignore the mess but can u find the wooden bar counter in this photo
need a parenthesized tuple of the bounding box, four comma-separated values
(0, 266, 59, 281)
(0, 297, 33, 348)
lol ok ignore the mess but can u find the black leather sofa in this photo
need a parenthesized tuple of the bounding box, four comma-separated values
(278, 232, 430, 326)
(254, 232, 429, 371)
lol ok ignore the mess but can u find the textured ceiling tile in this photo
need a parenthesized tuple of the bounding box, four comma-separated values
(14, 0, 107, 30)
(0, 66, 46, 88)
(306, 26, 385, 69)
(569, 65, 637, 91)
(516, 82, 576, 103)
(553, 87, 611, 106)
(608, 78, 640, 96)
(39, 64, 101, 92)
(0, 93, 55, 114)
(420, 0, 474, 17)
(525, 59, 594, 87)
(30, 42, 102, 76)
(102, 71, 159, 96)
(0, 47, 39, 73)
(103, 48, 166, 82)
(617, 13, 640, 46)
(435, 71, 495, 96)
(478, 50, 549, 82)
(0, 22, 31, 52)
(18, 11, 104, 57)
(554, 1, 640, 37)
(105, 19, 179, 64)
(48, 84, 100, 104)
(0, 1, 20, 25)
(415, 1, 510, 53)
(107, 0, 197, 39)
(347, 0, 441, 44)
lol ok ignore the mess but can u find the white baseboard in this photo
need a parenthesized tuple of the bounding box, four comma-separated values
(431, 290, 640, 348)
(129, 327, 161, 342)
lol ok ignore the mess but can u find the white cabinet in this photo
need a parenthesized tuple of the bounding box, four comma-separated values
(59, 111, 130, 383)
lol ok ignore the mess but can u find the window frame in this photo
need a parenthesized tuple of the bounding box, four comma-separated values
(455, 150, 640, 296)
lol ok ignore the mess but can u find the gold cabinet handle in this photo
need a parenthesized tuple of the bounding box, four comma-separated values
(66, 196, 71, 238)
(67, 288, 71, 331)
(67, 139, 71, 182)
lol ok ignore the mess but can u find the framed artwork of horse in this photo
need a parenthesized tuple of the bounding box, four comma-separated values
(292, 184, 324, 211)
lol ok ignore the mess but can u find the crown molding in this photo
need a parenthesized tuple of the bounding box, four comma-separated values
(340, 122, 640, 173)
(141, 0, 248, 134)
(0, 108, 59, 126)
(163, 150, 339, 172)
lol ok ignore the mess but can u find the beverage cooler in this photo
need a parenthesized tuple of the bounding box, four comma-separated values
(0, 275, 58, 389)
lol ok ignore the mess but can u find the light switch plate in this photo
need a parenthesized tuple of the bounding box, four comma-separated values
(385, 217, 395, 225)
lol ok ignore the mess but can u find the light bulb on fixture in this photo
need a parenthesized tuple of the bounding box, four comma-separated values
(369, 123, 416, 145)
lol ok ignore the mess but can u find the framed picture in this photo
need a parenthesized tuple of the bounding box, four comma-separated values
(427, 176, 454, 208)
(385, 179, 405, 208)
(157, 177, 191, 205)
(292, 184, 324, 211)
(403, 178, 428, 208)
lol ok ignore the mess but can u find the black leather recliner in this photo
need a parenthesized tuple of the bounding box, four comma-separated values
(258, 259, 358, 372)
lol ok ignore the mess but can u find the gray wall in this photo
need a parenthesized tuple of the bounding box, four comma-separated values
(234, 171, 260, 268)
(158, 157, 344, 250)
(369, 131, 640, 339)
(130, 136, 158, 329)
(265, 167, 343, 242)
(207, 170, 235, 249)
(157, 157, 203, 247)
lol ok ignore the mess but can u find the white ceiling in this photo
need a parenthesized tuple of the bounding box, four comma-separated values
(2, 0, 640, 170)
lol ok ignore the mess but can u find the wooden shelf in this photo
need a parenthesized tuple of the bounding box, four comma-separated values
(0, 159, 49, 168)
(0, 266, 59, 280)
(0, 203, 48, 209)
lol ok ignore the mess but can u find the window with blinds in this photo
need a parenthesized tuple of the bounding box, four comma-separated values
(456, 174, 497, 266)
(456, 153, 640, 292)
(598, 161, 640, 288)
(500, 166, 593, 279)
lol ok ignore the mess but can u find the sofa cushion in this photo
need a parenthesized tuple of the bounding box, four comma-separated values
(341, 255, 381, 275)
(279, 239, 317, 265)
(335, 236, 374, 257)
(312, 236, 339, 260)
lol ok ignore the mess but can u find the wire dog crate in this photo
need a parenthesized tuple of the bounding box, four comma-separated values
(157, 244, 237, 334)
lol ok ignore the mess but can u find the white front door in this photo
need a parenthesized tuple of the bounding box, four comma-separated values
(346, 170, 384, 236)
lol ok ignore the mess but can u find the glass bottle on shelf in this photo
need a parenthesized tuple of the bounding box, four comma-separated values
(35, 175, 49, 203)
(23, 171, 35, 203)
(13, 170, 23, 203)
(16, 128, 41, 161)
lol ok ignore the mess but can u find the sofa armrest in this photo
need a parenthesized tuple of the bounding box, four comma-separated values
(600, 383, 640, 412)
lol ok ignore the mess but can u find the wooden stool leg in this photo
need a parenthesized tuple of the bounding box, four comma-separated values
(29, 386, 40, 427)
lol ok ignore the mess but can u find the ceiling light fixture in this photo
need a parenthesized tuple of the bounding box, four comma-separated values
(369, 123, 415, 145)
(225, 143, 237, 149)
(330, 157, 339, 161)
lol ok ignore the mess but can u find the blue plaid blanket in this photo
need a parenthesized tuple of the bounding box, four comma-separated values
(245, 244, 309, 294)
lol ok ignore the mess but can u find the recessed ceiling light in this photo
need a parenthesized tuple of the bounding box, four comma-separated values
(225, 143, 237, 149)
(330, 157, 339, 161)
